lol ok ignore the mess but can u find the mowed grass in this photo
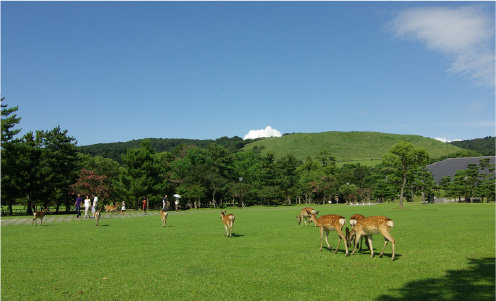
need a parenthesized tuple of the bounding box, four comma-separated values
(2, 203, 495, 300)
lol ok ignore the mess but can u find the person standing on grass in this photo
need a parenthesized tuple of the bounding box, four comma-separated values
(92, 195, 98, 218)
(175, 198, 179, 213)
(121, 201, 126, 215)
(142, 198, 147, 215)
(84, 196, 91, 219)
(75, 194, 83, 218)
(162, 195, 168, 211)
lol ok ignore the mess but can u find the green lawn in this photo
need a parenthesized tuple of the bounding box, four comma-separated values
(2, 203, 494, 300)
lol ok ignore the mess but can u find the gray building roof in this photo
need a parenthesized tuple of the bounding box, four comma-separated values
(426, 156, 495, 183)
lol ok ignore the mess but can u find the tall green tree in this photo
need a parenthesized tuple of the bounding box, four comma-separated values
(413, 166, 436, 203)
(37, 126, 81, 212)
(2, 132, 43, 213)
(276, 154, 300, 204)
(1, 98, 23, 213)
(1, 98, 21, 144)
(117, 140, 163, 209)
(383, 142, 430, 209)
(477, 159, 495, 202)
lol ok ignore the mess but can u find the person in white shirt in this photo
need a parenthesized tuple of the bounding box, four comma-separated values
(92, 195, 98, 218)
(84, 196, 91, 219)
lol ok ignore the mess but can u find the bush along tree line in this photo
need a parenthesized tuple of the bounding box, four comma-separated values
(2, 98, 494, 214)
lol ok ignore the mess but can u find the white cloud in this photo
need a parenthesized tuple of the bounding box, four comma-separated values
(435, 137, 463, 143)
(390, 6, 495, 87)
(243, 126, 282, 140)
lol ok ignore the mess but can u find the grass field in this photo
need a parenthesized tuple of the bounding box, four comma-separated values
(1, 203, 494, 300)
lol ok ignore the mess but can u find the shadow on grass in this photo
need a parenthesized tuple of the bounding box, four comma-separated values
(376, 257, 495, 301)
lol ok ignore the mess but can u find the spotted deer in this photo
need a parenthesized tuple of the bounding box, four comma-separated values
(307, 211, 349, 256)
(297, 207, 317, 226)
(346, 214, 369, 251)
(220, 211, 235, 238)
(161, 210, 168, 227)
(346, 216, 395, 261)
(32, 208, 49, 226)
(95, 210, 101, 226)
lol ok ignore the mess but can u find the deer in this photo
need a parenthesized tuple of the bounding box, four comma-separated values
(95, 210, 101, 226)
(32, 208, 49, 226)
(161, 210, 168, 227)
(105, 202, 119, 214)
(297, 207, 317, 226)
(307, 211, 349, 256)
(346, 215, 395, 261)
(220, 211, 235, 238)
(346, 214, 369, 251)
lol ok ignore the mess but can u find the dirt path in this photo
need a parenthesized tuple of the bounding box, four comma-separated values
(1, 211, 163, 226)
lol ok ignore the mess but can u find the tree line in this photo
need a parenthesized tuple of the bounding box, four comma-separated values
(2, 98, 494, 214)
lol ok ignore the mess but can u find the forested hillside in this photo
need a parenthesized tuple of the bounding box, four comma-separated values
(450, 136, 495, 156)
(80, 131, 468, 166)
(79, 136, 252, 163)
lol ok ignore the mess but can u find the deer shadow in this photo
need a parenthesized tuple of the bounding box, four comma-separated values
(376, 257, 495, 300)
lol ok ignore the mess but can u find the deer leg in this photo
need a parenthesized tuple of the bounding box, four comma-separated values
(319, 227, 324, 251)
(324, 230, 332, 251)
(337, 230, 349, 256)
(367, 236, 374, 257)
(352, 233, 361, 255)
(380, 233, 395, 260)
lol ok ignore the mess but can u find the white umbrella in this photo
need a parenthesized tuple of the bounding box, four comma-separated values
(173, 194, 181, 199)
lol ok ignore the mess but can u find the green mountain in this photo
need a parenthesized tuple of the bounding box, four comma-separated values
(243, 131, 464, 165)
(450, 136, 495, 156)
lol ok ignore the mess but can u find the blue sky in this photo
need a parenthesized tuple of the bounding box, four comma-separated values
(2, 1, 494, 146)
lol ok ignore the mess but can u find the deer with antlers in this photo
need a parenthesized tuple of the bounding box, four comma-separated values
(161, 210, 168, 227)
(220, 211, 235, 238)
(32, 208, 49, 226)
(346, 215, 395, 261)
(307, 211, 349, 256)
(297, 207, 317, 226)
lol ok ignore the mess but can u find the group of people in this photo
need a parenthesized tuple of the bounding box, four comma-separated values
(75, 194, 179, 218)
(74, 194, 99, 219)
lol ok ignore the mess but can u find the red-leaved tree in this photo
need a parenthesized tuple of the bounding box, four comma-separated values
(70, 169, 110, 200)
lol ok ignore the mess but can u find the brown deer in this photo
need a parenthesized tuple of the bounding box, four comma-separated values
(161, 210, 168, 227)
(307, 211, 349, 256)
(220, 211, 235, 238)
(32, 208, 49, 226)
(95, 210, 101, 226)
(297, 207, 317, 226)
(105, 202, 119, 214)
(346, 216, 395, 261)
(347, 214, 369, 251)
